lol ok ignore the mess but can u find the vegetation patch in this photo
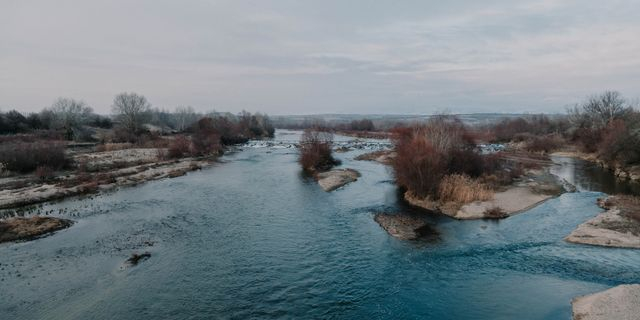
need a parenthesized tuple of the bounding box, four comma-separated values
(298, 129, 340, 173)
(0, 216, 73, 243)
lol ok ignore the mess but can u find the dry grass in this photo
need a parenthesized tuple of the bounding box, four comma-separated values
(95, 143, 134, 152)
(437, 174, 494, 204)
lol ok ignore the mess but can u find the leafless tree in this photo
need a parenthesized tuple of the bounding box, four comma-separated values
(112, 92, 151, 134)
(44, 97, 94, 139)
(175, 106, 198, 131)
(569, 91, 632, 129)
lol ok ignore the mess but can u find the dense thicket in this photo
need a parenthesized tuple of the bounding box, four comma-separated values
(392, 116, 486, 198)
(298, 129, 339, 172)
(486, 91, 640, 166)
(1, 93, 276, 173)
(0, 141, 67, 173)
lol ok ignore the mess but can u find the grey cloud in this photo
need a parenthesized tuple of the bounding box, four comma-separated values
(1, 0, 639, 114)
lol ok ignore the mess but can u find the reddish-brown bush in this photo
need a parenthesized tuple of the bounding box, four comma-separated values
(299, 129, 339, 172)
(167, 135, 191, 159)
(391, 116, 484, 198)
(35, 166, 54, 180)
(191, 118, 221, 156)
(523, 134, 563, 153)
(490, 115, 568, 142)
(393, 132, 445, 197)
(598, 120, 640, 165)
(0, 141, 67, 173)
(572, 127, 603, 153)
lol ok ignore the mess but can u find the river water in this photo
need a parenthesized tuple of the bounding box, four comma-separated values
(1, 130, 639, 320)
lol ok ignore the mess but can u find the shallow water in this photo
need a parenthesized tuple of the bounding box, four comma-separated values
(1, 131, 639, 320)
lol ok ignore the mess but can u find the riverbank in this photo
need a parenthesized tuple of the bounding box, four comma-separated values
(404, 167, 566, 219)
(565, 195, 640, 248)
(0, 147, 215, 211)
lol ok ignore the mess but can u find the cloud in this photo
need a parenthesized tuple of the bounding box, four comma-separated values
(1, 0, 639, 114)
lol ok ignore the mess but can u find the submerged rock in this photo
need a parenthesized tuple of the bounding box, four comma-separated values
(572, 284, 640, 320)
(0, 216, 73, 243)
(374, 213, 437, 240)
(316, 169, 360, 192)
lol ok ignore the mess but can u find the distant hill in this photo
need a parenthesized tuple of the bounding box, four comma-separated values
(271, 113, 563, 128)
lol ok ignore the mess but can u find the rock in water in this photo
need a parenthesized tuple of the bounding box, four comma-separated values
(572, 284, 640, 320)
(316, 169, 360, 192)
(126, 252, 151, 266)
(0, 216, 73, 243)
(374, 213, 437, 240)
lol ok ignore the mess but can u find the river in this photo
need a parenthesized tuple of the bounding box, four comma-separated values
(1, 130, 639, 319)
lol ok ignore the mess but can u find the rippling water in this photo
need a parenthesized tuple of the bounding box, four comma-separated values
(1, 131, 639, 319)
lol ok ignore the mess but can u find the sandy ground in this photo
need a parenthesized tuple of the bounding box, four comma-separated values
(0, 216, 73, 243)
(572, 284, 640, 320)
(354, 150, 396, 165)
(404, 169, 565, 220)
(455, 187, 553, 219)
(565, 196, 640, 249)
(316, 169, 360, 192)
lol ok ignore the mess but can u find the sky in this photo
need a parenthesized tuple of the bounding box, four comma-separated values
(1, 0, 640, 115)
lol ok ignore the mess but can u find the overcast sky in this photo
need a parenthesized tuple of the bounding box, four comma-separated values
(1, 0, 639, 115)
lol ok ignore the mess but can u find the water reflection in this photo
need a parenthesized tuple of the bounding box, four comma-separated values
(550, 156, 640, 195)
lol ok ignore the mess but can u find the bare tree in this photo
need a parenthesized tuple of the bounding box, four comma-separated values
(175, 106, 198, 132)
(48, 97, 93, 139)
(571, 91, 632, 129)
(112, 92, 151, 135)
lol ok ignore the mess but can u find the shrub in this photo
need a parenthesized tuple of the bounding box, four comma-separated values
(524, 134, 563, 153)
(392, 130, 445, 197)
(572, 127, 602, 153)
(0, 141, 67, 173)
(35, 166, 54, 180)
(349, 119, 375, 131)
(598, 119, 640, 165)
(167, 135, 191, 159)
(299, 129, 339, 172)
(391, 116, 483, 198)
(191, 118, 221, 156)
(484, 207, 507, 219)
(490, 115, 568, 142)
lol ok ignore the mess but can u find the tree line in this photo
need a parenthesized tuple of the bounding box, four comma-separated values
(485, 91, 640, 166)
(0, 92, 275, 143)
